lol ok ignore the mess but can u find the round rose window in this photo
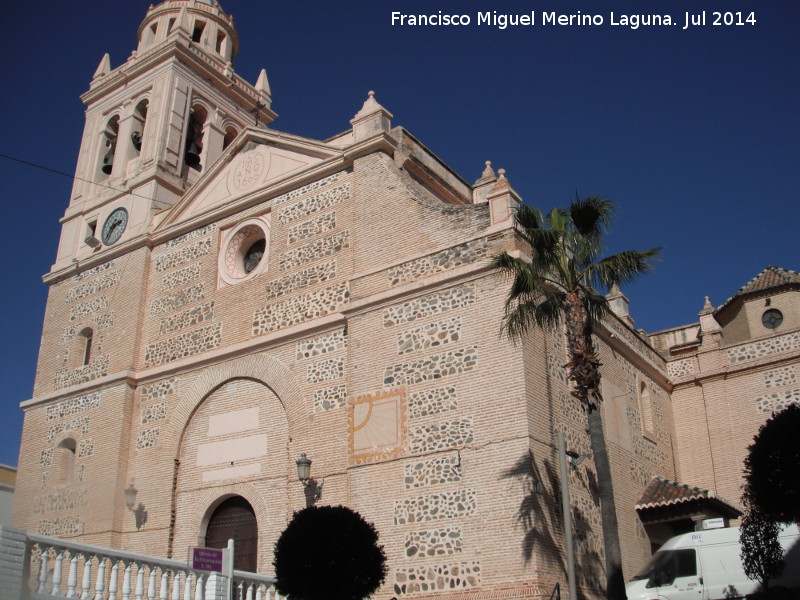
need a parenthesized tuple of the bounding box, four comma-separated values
(219, 216, 271, 286)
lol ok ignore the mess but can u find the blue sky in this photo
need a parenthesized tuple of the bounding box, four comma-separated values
(0, 0, 797, 467)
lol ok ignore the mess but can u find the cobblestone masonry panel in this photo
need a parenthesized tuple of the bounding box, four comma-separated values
(149, 284, 205, 316)
(143, 323, 222, 367)
(409, 386, 458, 420)
(383, 347, 478, 386)
(69, 296, 109, 321)
(39, 449, 53, 468)
(296, 330, 347, 359)
(163, 224, 217, 249)
(383, 285, 477, 328)
(140, 378, 177, 401)
(727, 332, 800, 363)
(36, 517, 83, 537)
(404, 455, 462, 489)
(77, 439, 93, 458)
(667, 358, 694, 378)
(158, 301, 215, 335)
(287, 211, 337, 245)
(47, 416, 90, 442)
(307, 357, 345, 383)
(404, 526, 463, 558)
(66, 270, 121, 302)
(33, 488, 88, 515)
(394, 561, 481, 596)
(272, 172, 345, 206)
(264, 261, 337, 301)
(313, 384, 347, 412)
(388, 240, 489, 287)
(755, 388, 800, 413)
(54, 356, 109, 390)
(72, 261, 114, 280)
(278, 231, 350, 271)
(397, 317, 462, 355)
(155, 238, 212, 273)
(409, 418, 474, 454)
(142, 402, 168, 424)
(253, 282, 349, 335)
(277, 183, 351, 225)
(136, 428, 160, 450)
(764, 366, 797, 388)
(393, 489, 477, 525)
(161, 263, 201, 291)
(45, 392, 100, 421)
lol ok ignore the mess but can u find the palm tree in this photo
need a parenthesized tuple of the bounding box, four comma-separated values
(492, 196, 660, 600)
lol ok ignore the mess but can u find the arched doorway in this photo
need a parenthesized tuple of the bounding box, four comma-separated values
(205, 496, 258, 572)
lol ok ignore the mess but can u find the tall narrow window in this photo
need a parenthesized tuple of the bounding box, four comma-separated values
(167, 18, 176, 34)
(184, 105, 207, 172)
(216, 31, 226, 54)
(222, 125, 238, 151)
(79, 328, 94, 365)
(131, 99, 149, 155)
(192, 20, 206, 43)
(99, 116, 119, 179)
(57, 438, 77, 485)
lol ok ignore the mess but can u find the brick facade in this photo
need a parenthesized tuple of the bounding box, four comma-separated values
(12, 3, 799, 600)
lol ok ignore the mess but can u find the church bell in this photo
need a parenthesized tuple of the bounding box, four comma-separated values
(185, 142, 201, 167)
(101, 148, 115, 175)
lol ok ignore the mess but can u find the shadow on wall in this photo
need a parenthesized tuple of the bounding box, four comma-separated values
(501, 451, 604, 600)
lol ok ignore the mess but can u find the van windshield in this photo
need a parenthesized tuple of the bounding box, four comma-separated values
(630, 549, 697, 586)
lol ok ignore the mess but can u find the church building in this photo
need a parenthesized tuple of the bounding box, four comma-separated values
(12, 2, 799, 599)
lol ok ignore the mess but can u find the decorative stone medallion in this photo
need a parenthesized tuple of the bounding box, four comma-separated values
(218, 215, 271, 287)
(348, 387, 407, 465)
(230, 148, 267, 192)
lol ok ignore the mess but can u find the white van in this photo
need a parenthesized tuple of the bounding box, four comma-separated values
(626, 524, 800, 600)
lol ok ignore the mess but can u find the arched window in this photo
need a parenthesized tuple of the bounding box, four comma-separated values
(56, 438, 77, 485)
(222, 125, 239, 151)
(131, 99, 149, 155)
(205, 496, 258, 572)
(184, 105, 207, 172)
(99, 116, 120, 179)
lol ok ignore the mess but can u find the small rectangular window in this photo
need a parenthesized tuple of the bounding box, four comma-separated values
(216, 31, 226, 53)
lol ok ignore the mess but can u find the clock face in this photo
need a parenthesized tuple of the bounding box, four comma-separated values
(102, 207, 128, 245)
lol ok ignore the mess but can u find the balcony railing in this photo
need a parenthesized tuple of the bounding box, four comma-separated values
(21, 530, 280, 600)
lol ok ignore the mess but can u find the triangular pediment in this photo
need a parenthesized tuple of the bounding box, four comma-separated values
(158, 128, 343, 230)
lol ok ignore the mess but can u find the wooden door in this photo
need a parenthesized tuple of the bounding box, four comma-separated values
(205, 496, 258, 572)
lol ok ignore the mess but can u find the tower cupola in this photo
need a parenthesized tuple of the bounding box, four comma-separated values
(136, 0, 239, 64)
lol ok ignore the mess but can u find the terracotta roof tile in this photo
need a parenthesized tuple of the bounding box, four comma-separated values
(635, 476, 709, 510)
(718, 266, 800, 312)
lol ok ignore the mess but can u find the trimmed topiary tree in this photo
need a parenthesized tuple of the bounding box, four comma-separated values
(743, 404, 800, 523)
(273, 505, 387, 600)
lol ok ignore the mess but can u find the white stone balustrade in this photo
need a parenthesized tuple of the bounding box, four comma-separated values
(0, 526, 279, 600)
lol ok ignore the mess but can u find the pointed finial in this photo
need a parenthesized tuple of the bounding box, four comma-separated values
(93, 53, 111, 79)
(352, 90, 393, 121)
(610, 282, 622, 295)
(481, 161, 495, 179)
(256, 68, 271, 97)
(498, 168, 506, 179)
(699, 296, 715, 315)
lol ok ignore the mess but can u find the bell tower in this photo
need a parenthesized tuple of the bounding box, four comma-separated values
(53, 0, 276, 272)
